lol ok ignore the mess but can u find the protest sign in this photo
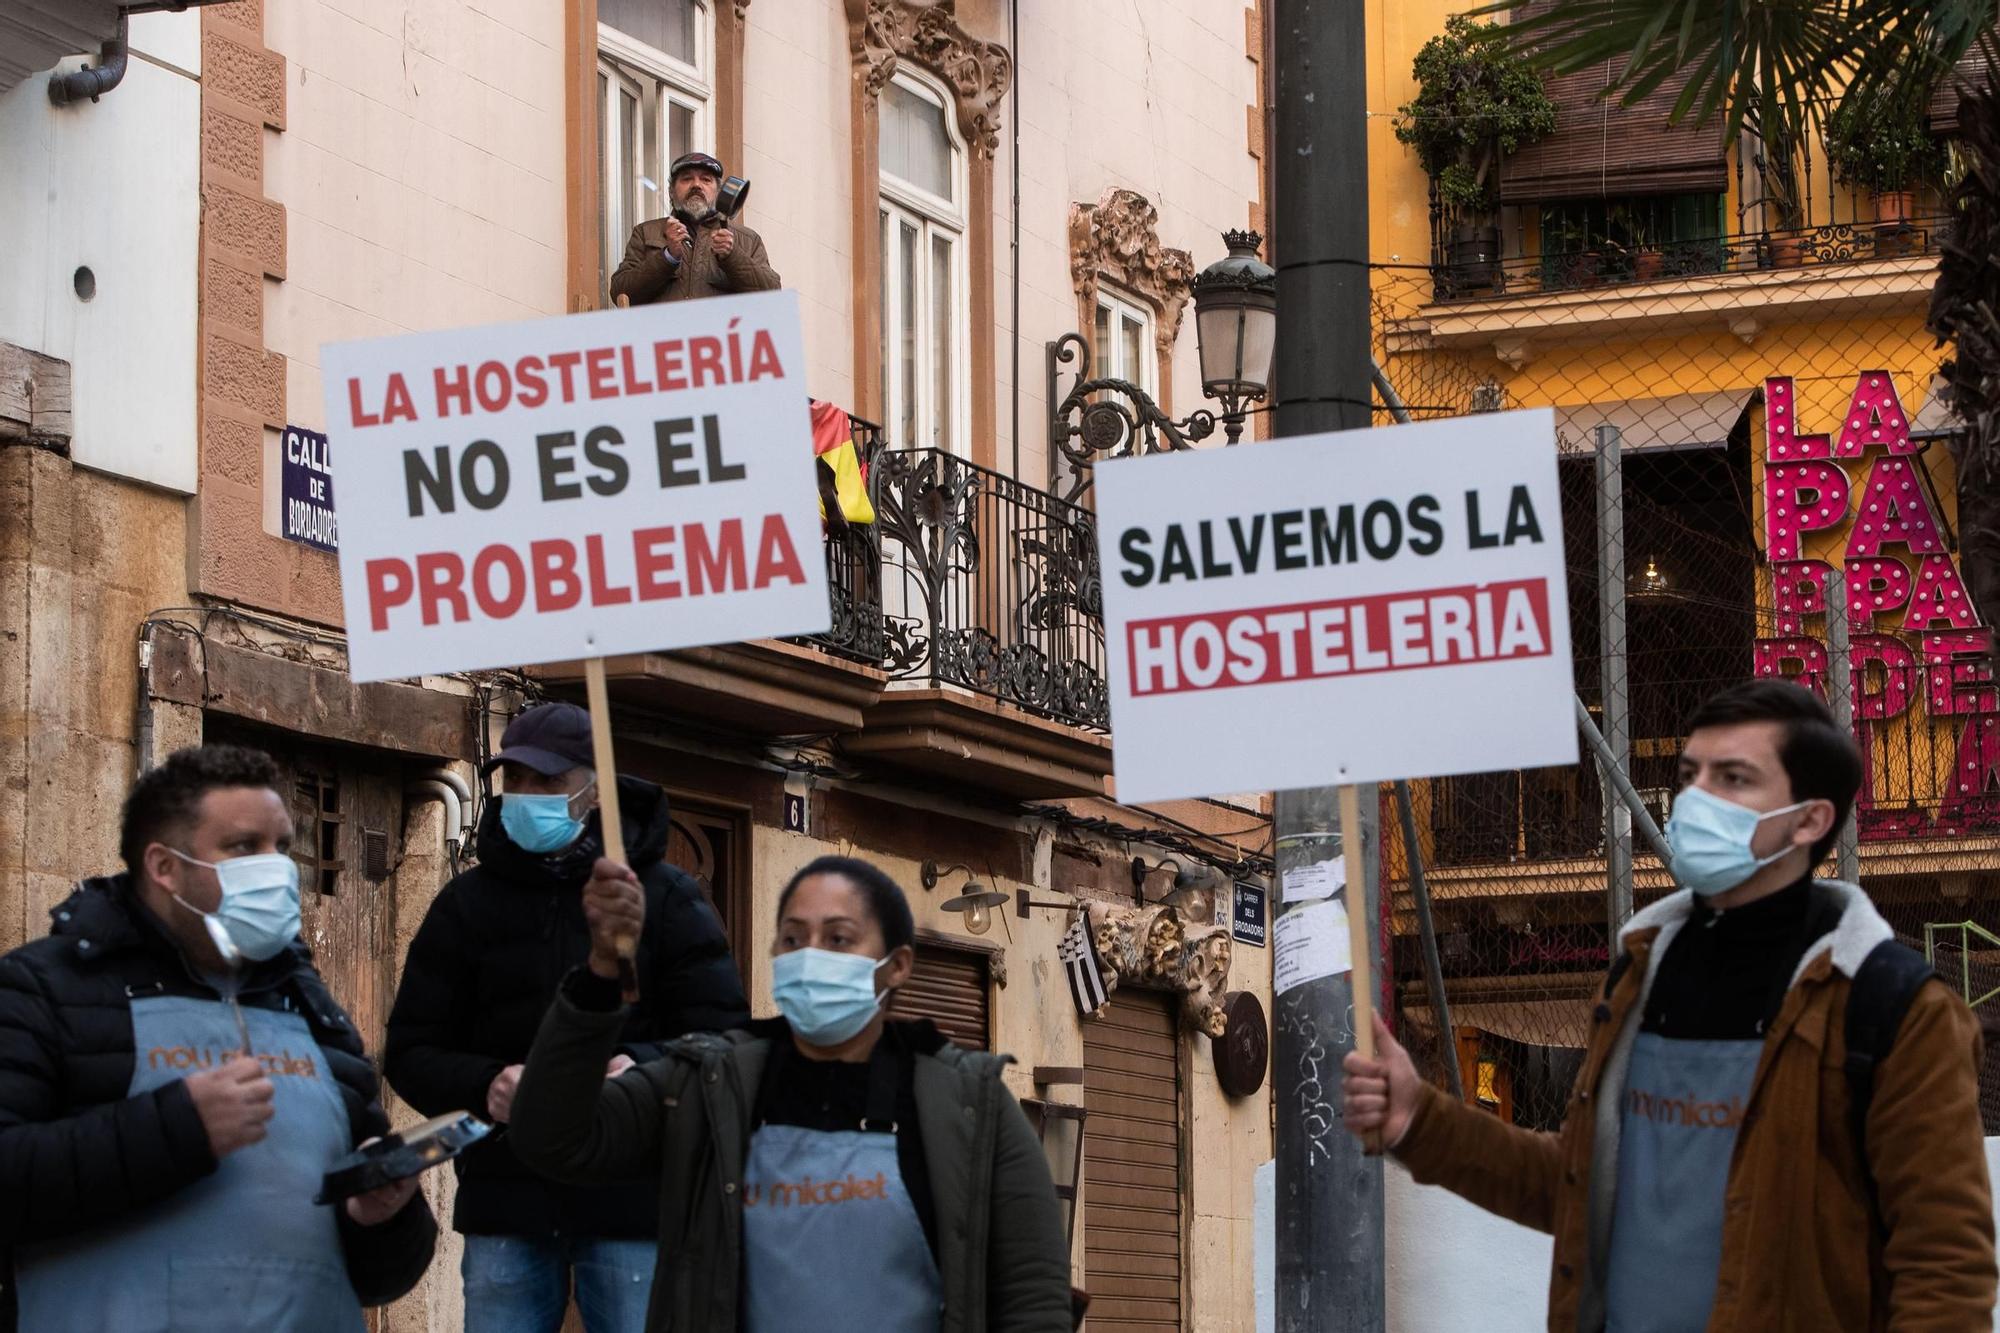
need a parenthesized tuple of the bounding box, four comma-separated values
(1093, 407, 1575, 806)
(321, 289, 827, 684)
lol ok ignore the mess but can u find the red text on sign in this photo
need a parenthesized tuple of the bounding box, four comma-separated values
(1126, 579, 1553, 696)
(362, 514, 807, 631)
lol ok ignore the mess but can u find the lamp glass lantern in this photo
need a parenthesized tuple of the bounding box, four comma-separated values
(924, 860, 1007, 936)
(1191, 229, 1277, 431)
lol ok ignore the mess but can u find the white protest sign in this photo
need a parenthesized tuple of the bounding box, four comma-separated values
(322, 290, 827, 683)
(1094, 408, 1575, 804)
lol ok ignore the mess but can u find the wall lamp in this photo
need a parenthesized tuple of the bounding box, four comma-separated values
(921, 860, 1008, 936)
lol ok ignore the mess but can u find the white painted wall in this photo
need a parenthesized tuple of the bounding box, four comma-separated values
(1257, 1142, 2000, 1330)
(741, 0, 1261, 487)
(0, 14, 200, 491)
(263, 0, 570, 486)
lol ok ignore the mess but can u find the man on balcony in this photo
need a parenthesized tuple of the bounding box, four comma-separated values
(1343, 680, 1995, 1330)
(610, 151, 780, 307)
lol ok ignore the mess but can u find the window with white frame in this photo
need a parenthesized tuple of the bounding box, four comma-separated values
(1092, 287, 1156, 393)
(878, 71, 968, 454)
(597, 0, 711, 304)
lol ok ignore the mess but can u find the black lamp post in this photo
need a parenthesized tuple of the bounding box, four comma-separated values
(1047, 230, 1277, 502)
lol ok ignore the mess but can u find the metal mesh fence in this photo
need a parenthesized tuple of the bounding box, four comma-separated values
(1369, 256, 2000, 1132)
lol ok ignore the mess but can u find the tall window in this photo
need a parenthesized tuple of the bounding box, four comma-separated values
(879, 71, 966, 453)
(598, 0, 711, 304)
(1092, 288, 1155, 393)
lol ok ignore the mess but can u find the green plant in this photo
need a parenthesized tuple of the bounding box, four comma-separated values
(1395, 16, 1559, 224)
(1827, 90, 1947, 194)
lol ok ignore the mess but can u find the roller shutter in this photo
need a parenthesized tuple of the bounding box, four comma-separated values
(1084, 989, 1183, 1331)
(890, 941, 990, 1050)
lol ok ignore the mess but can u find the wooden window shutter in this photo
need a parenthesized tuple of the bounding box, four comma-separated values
(1498, 6, 1727, 201)
(1931, 35, 1998, 136)
(891, 941, 991, 1050)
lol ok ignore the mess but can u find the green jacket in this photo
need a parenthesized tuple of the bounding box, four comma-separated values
(511, 992, 1074, 1333)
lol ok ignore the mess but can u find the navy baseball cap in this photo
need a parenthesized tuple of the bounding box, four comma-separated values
(484, 702, 594, 776)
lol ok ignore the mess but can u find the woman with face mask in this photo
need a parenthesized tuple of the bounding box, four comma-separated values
(509, 854, 1074, 1333)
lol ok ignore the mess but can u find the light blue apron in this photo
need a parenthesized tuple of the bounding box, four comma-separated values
(14, 992, 366, 1333)
(1602, 1033, 1763, 1332)
(740, 1056, 943, 1333)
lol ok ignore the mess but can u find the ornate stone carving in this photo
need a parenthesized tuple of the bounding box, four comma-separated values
(1070, 188, 1196, 353)
(1082, 900, 1233, 1038)
(853, 0, 1013, 157)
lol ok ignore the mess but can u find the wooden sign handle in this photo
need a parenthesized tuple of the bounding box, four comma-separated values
(1340, 783, 1381, 1156)
(583, 658, 639, 1003)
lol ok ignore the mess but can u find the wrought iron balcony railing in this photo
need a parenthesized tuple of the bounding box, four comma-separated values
(874, 448, 1107, 731)
(795, 439, 1108, 733)
(1427, 217, 1951, 305)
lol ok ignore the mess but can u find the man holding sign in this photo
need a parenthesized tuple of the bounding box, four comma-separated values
(1342, 682, 1995, 1330)
(385, 702, 747, 1332)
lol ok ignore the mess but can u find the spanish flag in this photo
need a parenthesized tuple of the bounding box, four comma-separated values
(811, 399, 875, 526)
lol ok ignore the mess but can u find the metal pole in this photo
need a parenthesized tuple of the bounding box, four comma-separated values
(1826, 565, 1861, 882)
(1595, 425, 1633, 932)
(1395, 779, 1462, 1100)
(1576, 696, 1674, 869)
(1272, 0, 1383, 1324)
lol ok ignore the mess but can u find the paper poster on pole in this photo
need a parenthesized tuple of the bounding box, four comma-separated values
(1093, 408, 1576, 804)
(321, 290, 827, 683)
(1273, 899, 1351, 996)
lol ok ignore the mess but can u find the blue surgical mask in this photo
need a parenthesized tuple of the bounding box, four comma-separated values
(169, 850, 302, 964)
(772, 947, 891, 1047)
(1665, 786, 1811, 897)
(501, 780, 594, 854)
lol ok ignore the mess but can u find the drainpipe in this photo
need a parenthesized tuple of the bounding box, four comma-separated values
(49, 15, 130, 107)
(135, 634, 156, 775)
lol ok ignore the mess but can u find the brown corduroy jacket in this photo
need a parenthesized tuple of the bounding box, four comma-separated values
(610, 215, 780, 307)
(1396, 881, 1995, 1331)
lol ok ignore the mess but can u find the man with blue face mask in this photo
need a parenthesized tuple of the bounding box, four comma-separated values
(1342, 680, 1995, 1330)
(385, 701, 748, 1333)
(0, 744, 437, 1331)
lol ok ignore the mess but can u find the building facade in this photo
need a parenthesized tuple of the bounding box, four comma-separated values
(0, 2, 1278, 1328)
(1369, 1, 1999, 1128)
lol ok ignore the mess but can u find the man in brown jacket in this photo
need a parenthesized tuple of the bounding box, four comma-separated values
(1346, 681, 1995, 1331)
(610, 151, 780, 307)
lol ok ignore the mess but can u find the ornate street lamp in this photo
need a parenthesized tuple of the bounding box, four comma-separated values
(1192, 230, 1279, 442)
(1048, 230, 1277, 503)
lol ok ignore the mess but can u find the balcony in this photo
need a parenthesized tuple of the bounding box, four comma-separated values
(1428, 218, 1950, 306)
(841, 447, 1113, 797)
(538, 420, 1113, 798)
(1392, 211, 1952, 365)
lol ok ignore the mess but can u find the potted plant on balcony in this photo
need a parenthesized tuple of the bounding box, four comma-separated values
(1395, 15, 1557, 295)
(1604, 201, 1664, 282)
(1756, 105, 1811, 269)
(1826, 88, 1945, 255)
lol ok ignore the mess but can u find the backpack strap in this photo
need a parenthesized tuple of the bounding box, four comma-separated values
(1844, 938, 1934, 1214)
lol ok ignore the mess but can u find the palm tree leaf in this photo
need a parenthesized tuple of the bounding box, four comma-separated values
(1467, 0, 1991, 143)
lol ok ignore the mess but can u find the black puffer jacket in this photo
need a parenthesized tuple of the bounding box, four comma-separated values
(0, 875, 438, 1320)
(384, 775, 749, 1238)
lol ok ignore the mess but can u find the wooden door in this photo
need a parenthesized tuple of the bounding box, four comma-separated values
(1083, 988, 1183, 1331)
(662, 799, 750, 982)
(889, 939, 991, 1049)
